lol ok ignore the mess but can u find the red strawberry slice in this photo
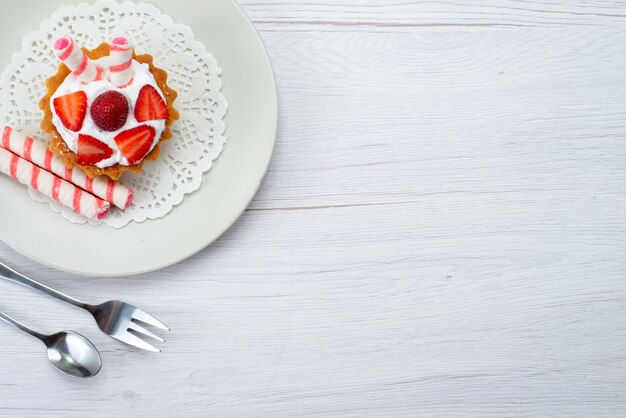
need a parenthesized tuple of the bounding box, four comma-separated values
(134, 85, 169, 122)
(114, 125, 156, 165)
(77, 134, 113, 165)
(53, 91, 87, 131)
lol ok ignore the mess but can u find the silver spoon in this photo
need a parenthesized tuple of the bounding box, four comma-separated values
(0, 310, 102, 378)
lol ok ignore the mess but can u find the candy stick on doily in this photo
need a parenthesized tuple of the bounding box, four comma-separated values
(0, 147, 109, 220)
(0, 126, 133, 209)
(109, 37, 133, 88)
(53, 35, 102, 83)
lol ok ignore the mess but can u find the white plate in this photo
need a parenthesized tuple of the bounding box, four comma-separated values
(0, 0, 277, 277)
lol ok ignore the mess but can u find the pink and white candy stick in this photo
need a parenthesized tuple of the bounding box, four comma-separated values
(109, 37, 134, 88)
(0, 147, 110, 220)
(0, 126, 133, 209)
(53, 36, 102, 83)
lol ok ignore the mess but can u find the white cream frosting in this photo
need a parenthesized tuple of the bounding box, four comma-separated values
(50, 56, 166, 168)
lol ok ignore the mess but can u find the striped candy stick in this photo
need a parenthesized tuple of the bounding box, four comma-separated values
(1, 126, 133, 209)
(109, 37, 134, 88)
(0, 147, 110, 220)
(53, 36, 102, 83)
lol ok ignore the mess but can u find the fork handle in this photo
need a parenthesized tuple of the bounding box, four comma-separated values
(0, 261, 88, 310)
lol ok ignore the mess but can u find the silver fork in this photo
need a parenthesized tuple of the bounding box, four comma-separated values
(0, 261, 169, 352)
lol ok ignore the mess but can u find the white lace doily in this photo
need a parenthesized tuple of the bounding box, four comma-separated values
(0, 0, 227, 228)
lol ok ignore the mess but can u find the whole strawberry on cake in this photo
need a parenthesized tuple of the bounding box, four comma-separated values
(39, 36, 179, 180)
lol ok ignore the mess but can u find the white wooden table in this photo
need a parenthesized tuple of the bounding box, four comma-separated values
(1, 1, 626, 416)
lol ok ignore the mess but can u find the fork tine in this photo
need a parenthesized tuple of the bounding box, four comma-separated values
(112, 330, 160, 352)
(128, 321, 165, 343)
(132, 309, 170, 331)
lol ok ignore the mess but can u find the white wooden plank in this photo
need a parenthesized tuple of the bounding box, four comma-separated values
(238, 0, 626, 30)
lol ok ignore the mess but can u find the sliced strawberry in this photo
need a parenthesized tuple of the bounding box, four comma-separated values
(114, 125, 156, 165)
(53, 91, 87, 131)
(77, 134, 113, 165)
(134, 85, 169, 122)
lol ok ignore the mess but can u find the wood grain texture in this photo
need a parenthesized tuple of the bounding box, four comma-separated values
(1, 0, 626, 416)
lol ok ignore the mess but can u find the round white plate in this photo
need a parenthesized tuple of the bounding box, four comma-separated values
(0, 0, 277, 277)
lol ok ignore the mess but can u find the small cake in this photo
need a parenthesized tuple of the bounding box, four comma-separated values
(39, 36, 179, 180)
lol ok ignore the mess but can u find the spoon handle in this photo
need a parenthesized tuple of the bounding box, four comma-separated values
(0, 261, 88, 310)
(0, 310, 45, 340)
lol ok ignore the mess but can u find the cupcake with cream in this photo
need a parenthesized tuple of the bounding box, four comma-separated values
(39, 36, 179, 180)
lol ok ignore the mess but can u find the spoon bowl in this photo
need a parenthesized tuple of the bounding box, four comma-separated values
(44, 331, 102, 378)
(0, 310, 102, 378)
